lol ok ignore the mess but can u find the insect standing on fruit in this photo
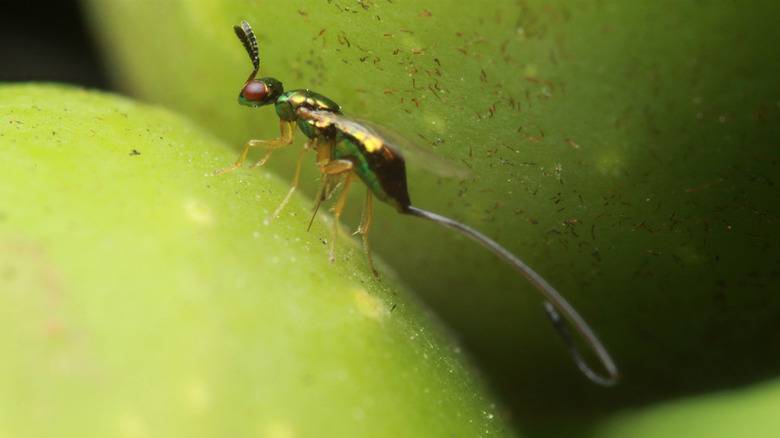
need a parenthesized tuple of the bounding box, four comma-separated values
(214, 21, 619, 386)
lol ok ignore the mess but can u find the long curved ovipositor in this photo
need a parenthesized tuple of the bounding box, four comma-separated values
(214, 20, 620, 386)
(405, 206, 619, 386)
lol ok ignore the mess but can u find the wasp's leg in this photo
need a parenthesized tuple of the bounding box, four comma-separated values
(265, 136, 316, 224)
(306, 136, 338, 231)
(308, 172, 346, 232)
(307, 175, 329, 232)
(316, 159, 355, 264)
(212, 119, 297, 175)
(354, 189, 378, 277)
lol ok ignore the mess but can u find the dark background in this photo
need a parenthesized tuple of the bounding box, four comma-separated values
(1, 1, 108, 89)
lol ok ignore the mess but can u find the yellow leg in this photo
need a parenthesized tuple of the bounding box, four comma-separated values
(354, 189, 378, 277)
(307, 175, 329, 232)
(306, 136, 337, 231)
(329, 171, 354, 264)
(265, 137, 315, 224)
(212, 120, 296, 175)
(308, 172, 346, 232)
(312, 157, 355, 264)
(310, 158, 378, 277)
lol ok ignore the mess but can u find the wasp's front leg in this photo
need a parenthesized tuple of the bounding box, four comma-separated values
(212, 119, 296, 175)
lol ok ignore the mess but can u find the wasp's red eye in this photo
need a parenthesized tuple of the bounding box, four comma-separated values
(242, 81, 267, 101)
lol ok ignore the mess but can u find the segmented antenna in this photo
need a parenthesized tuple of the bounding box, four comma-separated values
(234, 20, 259, 82)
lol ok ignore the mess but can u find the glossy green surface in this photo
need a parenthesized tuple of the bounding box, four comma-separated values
(83, 1, 780, 435)
(0, 84, 517, 437)
(596, 377, 780, 438)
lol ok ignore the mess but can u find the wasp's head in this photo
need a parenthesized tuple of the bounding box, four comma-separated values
(238, 78, 284, 108)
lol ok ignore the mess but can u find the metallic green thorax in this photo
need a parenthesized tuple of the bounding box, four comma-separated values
(240, 84, 412, 213)
(276, 90, 340, 137)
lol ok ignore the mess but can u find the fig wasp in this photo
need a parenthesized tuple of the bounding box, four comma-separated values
(214, 21, 619, 386)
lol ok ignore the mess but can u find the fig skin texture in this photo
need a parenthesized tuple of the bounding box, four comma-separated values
(0, 84, 516, 438)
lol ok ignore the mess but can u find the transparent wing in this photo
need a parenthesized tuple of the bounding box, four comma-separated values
(296, 107, 473, 180)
